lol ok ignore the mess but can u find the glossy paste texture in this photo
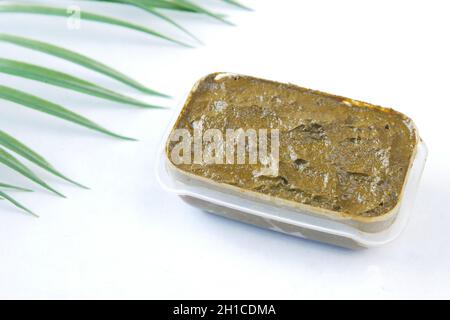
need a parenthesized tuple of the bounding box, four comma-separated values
(167, 73, 417, 218)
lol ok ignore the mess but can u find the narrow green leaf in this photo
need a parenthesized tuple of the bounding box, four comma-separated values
(0, 34, 169, 97)
(170, 0, 233, 25)
(132, 0, 197, 12)
(117, 0, 202, 43)
(0, 189, 38, 217)
(0, 130, 88, 189)
(118, 0, 230, 21)
(222, 0, 252, 11)
(0, 182, 33, 192)
(94, 0, 227, 16)
(0, 85, 135, 141)
(0, 3, 192, 47)
(0, 147, 64, 198)
(0, 58, 164, 109)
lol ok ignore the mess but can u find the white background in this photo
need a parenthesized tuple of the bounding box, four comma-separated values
(0, 0, 449, 299)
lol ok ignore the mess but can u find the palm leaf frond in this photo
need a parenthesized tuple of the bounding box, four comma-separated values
(98, 0, 230, 23)
(112, 0, 197, 12)
(0, 182, 32, 192)
(0, 33, 169, 97)
(0, 0, 251, 215)
(0, 58, 163, 109)
(0, 147, 64, 197)
(0, 189, 37, 217)
(172, 0, 233, 25)
(221, 0, 251, 11)
(0, 85, 135, 140)
(0, 3, 192, 47)
(108, 0, 202, 43)
(0, 130, 87, 189)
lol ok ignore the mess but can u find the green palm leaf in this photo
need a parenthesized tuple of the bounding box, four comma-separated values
(0, 58, 163, 109)
(0, 0, 250, 216)
(0, 130, 87, 189)
(0, 3, 192, 47)
(0, 34, 169, 97)
(0, 85, 135, 141)
(0, 182, 32, 192)
(110, 0, 202, 43)
(0, 147, 63, 197)
(97, 0, 229, 23)
(170, 0, 233, 25)
(222, 0, 251, 10)
(104, 0, 197, 12)
(0, 189, 37, 217)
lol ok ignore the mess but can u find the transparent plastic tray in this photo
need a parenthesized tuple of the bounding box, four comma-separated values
(156, 77, 427, 249)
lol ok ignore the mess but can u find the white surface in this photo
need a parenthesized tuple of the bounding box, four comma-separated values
(0, 0, 449, 299)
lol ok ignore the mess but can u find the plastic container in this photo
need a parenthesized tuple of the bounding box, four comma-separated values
(156, 75, 428, 249)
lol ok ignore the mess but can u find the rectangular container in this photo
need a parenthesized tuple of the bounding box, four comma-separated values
(157, 73, 427, 249)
